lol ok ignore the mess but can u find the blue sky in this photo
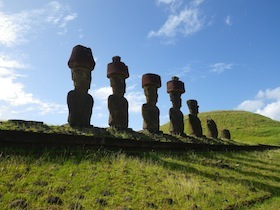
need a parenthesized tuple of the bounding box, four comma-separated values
(0, 0, 280, 130)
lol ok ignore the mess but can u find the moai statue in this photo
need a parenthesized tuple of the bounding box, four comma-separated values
(67, 45, 95, 128)
(167, 76, 185, 135)
(187, 99, 203, 137)
(221, 129, 231, 139)
(142, 73, 161, 133)
(207, 119, 218, 138)
(107, 56, 129, 130)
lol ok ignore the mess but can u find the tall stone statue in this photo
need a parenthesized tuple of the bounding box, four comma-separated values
(142, 73, 161, 133)
(167, 76, 185, 135)
(207, 119, 218, 138)
(107, 56, 129, 130)
(187, 99, 203, 137)
(67, 45, 95, 128)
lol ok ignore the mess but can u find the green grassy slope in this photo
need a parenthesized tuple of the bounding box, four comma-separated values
(0, 148, 279, 210)
(161, 110, 280, 145)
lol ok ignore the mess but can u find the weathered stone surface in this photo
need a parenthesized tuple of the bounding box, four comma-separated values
(142, 73, 161, 133)
(187, 99, 203, 137)
(107, 56, 129, 129)
(166, 76, 185, 93)
(167, 76, 185, 135)
(67, 45, 95, 128)
(187, 100, 199, 116)
(142, 73, 161, 88)
(107, 56, 129, 78)
(68, 45, 95, 70)
(221, 129, 231, 139)
(207, 119, 218, 138)
(67, 90, 93, 128)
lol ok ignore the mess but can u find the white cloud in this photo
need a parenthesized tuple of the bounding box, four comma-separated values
(91, 85, 145, 114)
(225, 15, 232, 26)
(91, 86, 112, 103)
(157, 0, 176, 4)
(127, 91, 145, 113)
(0, 55, 66, 119)
(0, 1, 77, 47)
(210, 63, 233, 74)
(0, 1, 76, 120)
(256, 87, 280, 100)
(256, 101, 280, 120)
(0, 11, 31, 47)
(236, 87, 280, 121)
(156, 0, 183, 13)
(235, 100, 263, 112)
(164, 65, 191, 79)
(149, 0, 204, 39)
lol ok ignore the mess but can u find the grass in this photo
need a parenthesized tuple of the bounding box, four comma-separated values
(161, 110, 280, 146)
(0, 148, 279, 209)
(0, 120, 238, 145)
(1, 110, 280, 209)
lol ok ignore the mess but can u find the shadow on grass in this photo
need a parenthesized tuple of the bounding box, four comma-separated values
(143, 150, 280, 208)
(1, 145, 279, 209)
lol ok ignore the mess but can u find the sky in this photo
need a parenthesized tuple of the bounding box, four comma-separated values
(0, 0, 280, 131)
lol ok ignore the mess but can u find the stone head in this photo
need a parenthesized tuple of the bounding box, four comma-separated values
(68, 45, 95, 92)
(107, 56, 129, 96)
(167, 76, 185, 109)
(71, 68, 92, 92)
(169, 92, 182, 109)
(187, 99, 199, 115)
(68, 45, 95, 70)
(142, 73, 161, 105)
(144, 85, 158, 105)
(109, 74, 126, 96)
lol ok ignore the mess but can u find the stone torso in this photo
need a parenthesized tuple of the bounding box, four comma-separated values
(142, 103, 160, 133)
(169, 108, 184, 135)
(188, 114, 203, 137)
(108, 95, 128, 129)
(207, 119, 218, 138)
(67, 90, 93, 127)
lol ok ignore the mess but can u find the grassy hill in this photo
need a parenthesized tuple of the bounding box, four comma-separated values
(0, 148, 279, 209)
(0, 113, 280, 209)
(161, 110, 280, 146)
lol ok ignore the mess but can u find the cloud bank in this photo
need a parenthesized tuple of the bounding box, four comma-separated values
(0, 1, 77, 47)
(0, 55, 67, 118)
(0, 1, 76, 120)
(236, 87, 280, 121)
(149, 0, 205, 41)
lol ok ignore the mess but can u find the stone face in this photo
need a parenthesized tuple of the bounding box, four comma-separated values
(187, 99, 203, 137)
(167, 76, 185, 135)
(221, 129, 231, 139)
(207, 119, 218, 138)
(107, 56, 129, 129)
(142, 73, 161, 133)
(67, 45, 95, 128)
(187, 100, 199, 116)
